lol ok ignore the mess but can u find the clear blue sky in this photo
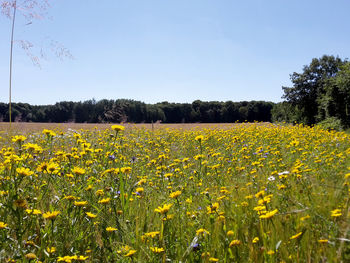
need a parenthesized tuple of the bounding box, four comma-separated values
(0, 0, 349, 105)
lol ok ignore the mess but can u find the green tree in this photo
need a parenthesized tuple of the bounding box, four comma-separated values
(320, 62, 350, 128)
(282, 55, 346, 125)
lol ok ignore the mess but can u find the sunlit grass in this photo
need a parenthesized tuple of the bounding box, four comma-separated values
(0, 123, 349, 262)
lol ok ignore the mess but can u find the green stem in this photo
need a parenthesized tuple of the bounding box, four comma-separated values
(9, 1, 17, 128)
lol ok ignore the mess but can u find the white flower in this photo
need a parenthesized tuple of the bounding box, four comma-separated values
(278, 171, 290, 176)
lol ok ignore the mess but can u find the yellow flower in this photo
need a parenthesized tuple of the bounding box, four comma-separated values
(25, 253, 37, 259)
(150, 247, 165, 253)
(290, 232, 303, 240)
(209, 258, 219, 262)
(143, 231, 160, 239)
(331, 209, 342, 217)
(169, 190, 182, 199)
(72, 166, 86, 175)
(229, 240, 241, 247)
(86, 212, 97, 218)
(63, 195, 76, 201)
(23, 143, 42, 152)
(241, 201, 249, 207)
(98, 198, 111, 204)
(77, 255, 88, 261)
(58, 255, 87, 262)
(26, 209, 42, 215)
(95, 189, 104, 196)
(252, 237, 259, 243)
(135, 187, 144, 194)
(194, 154, 205, 160)
(12, 135, 27, 143)
(255, 190, 265, 198)
(196, 228, 210, 236)
(207, 202, 219, 214)
(47, 162, 59, 173)
(195, 135, 204, 142)
(227, 230, 234, 237)
(154, 204, 172, 214)
(318, 239, 329, 243)
(43, 211, 60, 220)
(300, 215, 310, 221)
(111, 125, 125, 131)
(267, 250, 275, 255)
(74, 201, 88, 207)
(124, 250, 137, 257)
(47, 247, 56, 253)
(259, 209, 278, 219)
(0, 222, 8, 229)
(277, 184, 286, 190)
(42, 129, 56, 137)
(37, 162, 49, 172)
(106, 227, 118, 232)
(217, 215, 225, 222)
(16, 167, 34, 177)
(121, 166, 132, 174)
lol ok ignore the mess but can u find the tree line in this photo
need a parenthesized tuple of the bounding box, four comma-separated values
(0, 100, 274, 123)
(1, 55, 348, 127)
(272, 55, 350, 130)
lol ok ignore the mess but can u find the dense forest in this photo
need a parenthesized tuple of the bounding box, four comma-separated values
(0, 100, 274, 123)
(1, 55, 348, 129)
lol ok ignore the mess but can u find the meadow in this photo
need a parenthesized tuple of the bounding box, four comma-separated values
(0, 122, 349, 262)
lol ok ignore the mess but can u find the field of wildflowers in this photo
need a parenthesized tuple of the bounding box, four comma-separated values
(0, 123, 349, 262)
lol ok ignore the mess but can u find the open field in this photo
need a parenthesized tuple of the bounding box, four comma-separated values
(0, 123, 349, 262)
(0, 122, 270, 133)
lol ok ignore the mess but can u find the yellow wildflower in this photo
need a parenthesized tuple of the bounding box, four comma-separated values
(124, 250, 137, 257)
(111, 125, 125, 131)
(154, 204, 172, 214)
(16, 167, 34, 177)
(74, 201, 88, 207)
(106, 227, 118, 232)
(25, 253, 36, 259)
(43, 211, 60, 220)
(227, 230, 234, 237)
(318, 239, 328, 243)
(169, 190, 182, 199)
(259, 209, 278, 219)
(85, 212, 97, 218)
(331, 209, 342, 217)
(98, 198, 111, 204)
(290, 232, 302, 240)
(42, 129, 56, 136)
(0, 222, 8, 229)
(196, 228, 210, 236)
(12, 135, 27, 143)
(229, 240, 241, 247)
(150, 247, 165, 253)
(47, 247, 56, 253)
(72, 167, 86, 175)
(26, 209, 42, 215)
(195, 135, 204, 142)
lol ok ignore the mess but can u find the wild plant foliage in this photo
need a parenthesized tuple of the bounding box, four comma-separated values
(0, 123, 349, 262)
